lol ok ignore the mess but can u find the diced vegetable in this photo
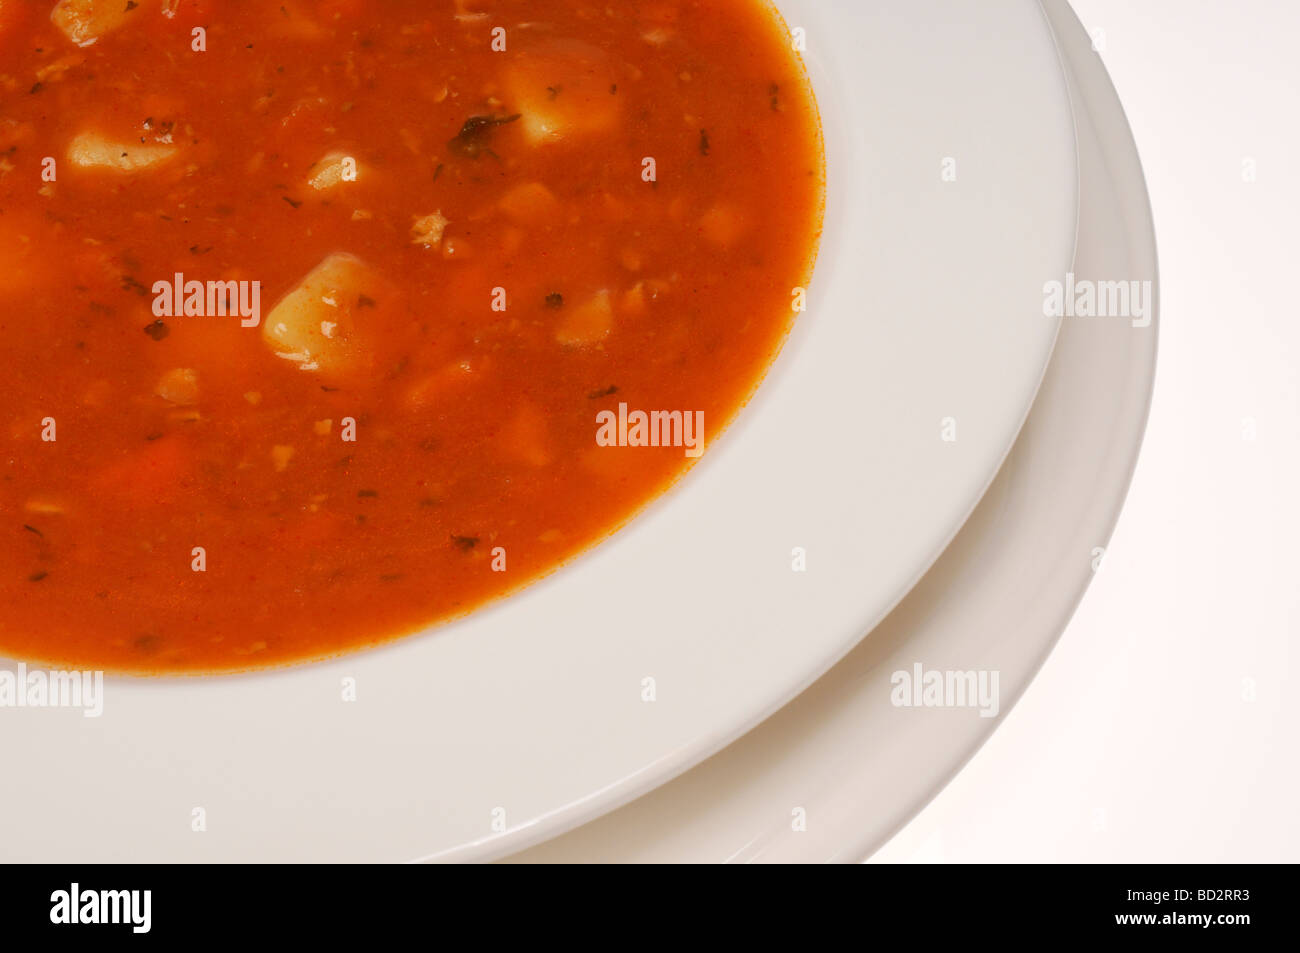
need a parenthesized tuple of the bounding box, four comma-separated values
(555, 290, 613, 347)
(620, 283, 647, 317)
(68, 131, 178, 172)
(403, 358, 482, 411)
(498, 182, 561, 224)
(35, 53, 86, 83)
(262, 253, 389, 382)
(271, 445, 295, 472)
(308, 152, 366, 190)
(51, 0, 133, 47)
(410, 211, 449, 247)
(502, 44, 620, 146)
(620, 278, 670, 317)
(155, 368, 199, 405)
(699, 204, 746, 247)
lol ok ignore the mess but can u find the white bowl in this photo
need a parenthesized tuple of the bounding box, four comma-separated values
(3, 0, 1078, 862)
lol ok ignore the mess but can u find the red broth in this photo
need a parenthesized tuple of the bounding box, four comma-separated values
(0, 0, 824, 672)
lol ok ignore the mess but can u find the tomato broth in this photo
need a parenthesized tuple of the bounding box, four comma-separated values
(0, 0, 824, 672)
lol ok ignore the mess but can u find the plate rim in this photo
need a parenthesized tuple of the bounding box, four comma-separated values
(503, 0, 1160, 864)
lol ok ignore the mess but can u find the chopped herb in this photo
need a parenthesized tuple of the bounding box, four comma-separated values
(432, 162, 444, 182)
(769, 83, 781, 110)
(379, 573, 403, 582)
(357, 294, 377, 308)
(546, 86, 560, 100)
(282, 195, 302, 209)
(30, 82, 43, 95)
(448, 113, 520, 159)
(357, 489, 379, 498)
(189, 244, 212, 255)
(699, 129, 710, 156)
(610, 84, 618, 95)
(125, 1, 138, 10)
(22, 524, 43, 538)
(418, 497, 440, 507)
(143, 319, 169, 340)
(121, 275, 149, 296)
(450, 534, 479, 552)
(320, 384, 340, 392)
(418, 436, 439, 452)
(29, 571, 48, 582)
(545, 293, 564, 308)
(588, 385, 619, 399)
(144, 432, 163, 441)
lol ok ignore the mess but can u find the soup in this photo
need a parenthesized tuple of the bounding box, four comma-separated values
(0, 0, 824, 672)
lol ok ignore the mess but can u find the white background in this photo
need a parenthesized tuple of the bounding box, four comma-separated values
(874, 0, 1300, 862)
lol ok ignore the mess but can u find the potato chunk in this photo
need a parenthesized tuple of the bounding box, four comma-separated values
(262, 253, 390, 382)
(502, 41, 620, 146)
(51, 0, 133, 47)
(308, 152, 366, 191)
(498, 182, 560, 224)
(68, 131, 177, 172)
(555, 290, 613, 347)
(155, 368, 199, 406)
(699, 204, 747, 247)
(410, 211, 449, 247)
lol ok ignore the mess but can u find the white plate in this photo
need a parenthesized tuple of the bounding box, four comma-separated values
(1, 0, 1077, 862)
(506, 0, 1159, 863)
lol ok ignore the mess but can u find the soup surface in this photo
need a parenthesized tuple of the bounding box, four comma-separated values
(0, 0, 823, 672)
